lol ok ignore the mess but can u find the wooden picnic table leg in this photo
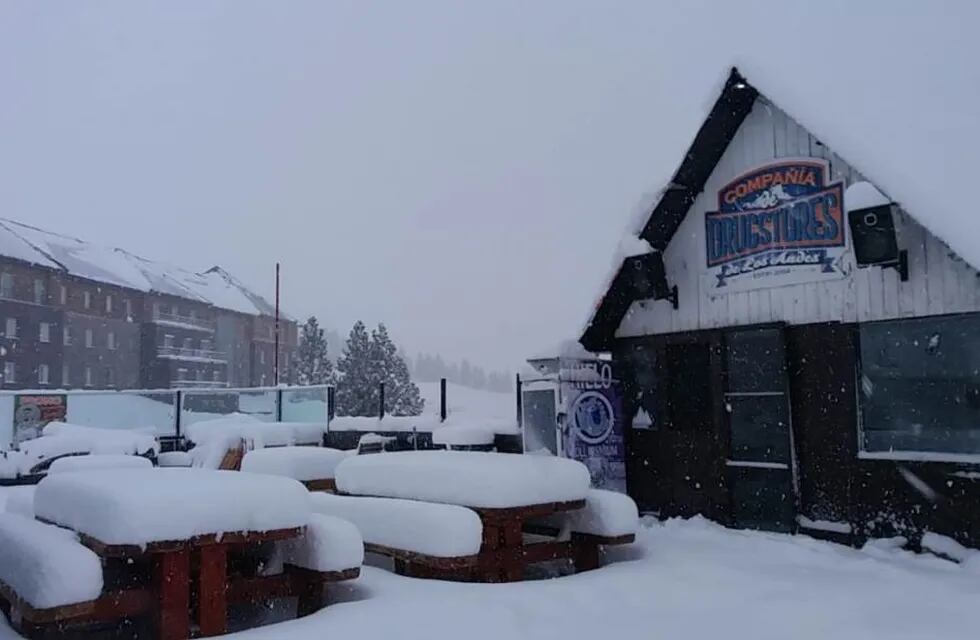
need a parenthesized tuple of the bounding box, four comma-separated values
(570, 533, 601, 572)
(477, 517, 524, 583)
(154, 548, 190, 640)
(499, 519, 524, 582)
(198, 544, 228, 637)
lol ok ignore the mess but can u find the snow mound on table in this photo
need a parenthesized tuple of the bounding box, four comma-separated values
(276, 513, 363, 572)
(188, 435, 241, 469)
(48, 454, 153, 474)
(42, 422, 158, 455)
(335, 451, 590, 509)
(310, 492, 482, 557)
(0, 485, 36, 514)
(533, 489, 638, 538)
(186, 418, 324, 448)
(0, 513, 103, 609)
(431, 426, 495, 447)
(242, 447, 347, 481)
(34, 469, 312, 546)
(4, 486, 36, 518)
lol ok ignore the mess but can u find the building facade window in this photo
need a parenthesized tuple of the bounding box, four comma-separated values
(62, 364, 70, 386)
(213, 370, 221, 382)
(38, 364, 49, 385)
(201, 339, 212, 353)
(859, 314, 980, 456)
(105, 368, 114, 388)
(124, 298, 132, 318)
(34, 279, 45, 305)
(83, 291, 91, 309)
(60, 285, 67, 305)
(183, 337, 193, 351)
(0, 273, 13, 299)
(105, 295, 113, 313)
(39, 322, 50, 343)
(259, 349, 265, 365)
(177, 368, 188, 382)
(84, 366, 92, 387)
(63, 326, 71, 345)
(195, 369, 203, 382)
(107, 331, 116, 350)
(5, 318, 17, 339)
(3, 362, 14, 384)
(85, 328, 94, 348)
(163, 334, 174, 349)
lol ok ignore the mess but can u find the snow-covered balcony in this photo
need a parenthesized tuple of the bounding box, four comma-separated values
(156, 345, 228, 363)
(151, 310, 215, 332)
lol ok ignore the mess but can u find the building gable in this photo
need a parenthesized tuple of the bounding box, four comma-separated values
(614, 92, 980, 339)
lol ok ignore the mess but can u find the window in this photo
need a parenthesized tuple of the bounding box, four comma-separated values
(201, 339, 212, 353)
(163, 334, 174, 349)
(105, 368, 114, 388)
(3, 362, 14, 384)
(107, 331, 116, 350)
(859, 315, 980, 457)
(105, 295, 113, 313)
(59, 285, 67, 305)
(38, 364, 49, 385)
(85, 328, 94, 348)
(188, 309, 196, 320)
(84, 366, 92, 387)
(213, 370, 221, 382)
(83, 291, 91, 309)
(0, 273, 13, 299)
(39, 322, 50, 343)
(183, 337, 193, 351)
(259, 349, 265, 365)
(195, 369, 203, 382)
(124, 298, 132, 318)
(33, 279, 45, 305)
(61, 364, 69, 386)
(5, 318, 17, 339)
(63, 325, 71, 345)
(177, 368, 188, 382)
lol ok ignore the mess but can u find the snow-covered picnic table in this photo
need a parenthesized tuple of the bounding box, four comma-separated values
(334, 451, 632, 581)
(30, 468, 334, 640)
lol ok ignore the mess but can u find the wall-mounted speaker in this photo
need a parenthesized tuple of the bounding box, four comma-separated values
(848, 203, 908, 281)
(624, 253, 678, 309)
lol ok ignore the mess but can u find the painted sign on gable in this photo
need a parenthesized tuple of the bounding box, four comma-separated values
(702, 158, 848, 295)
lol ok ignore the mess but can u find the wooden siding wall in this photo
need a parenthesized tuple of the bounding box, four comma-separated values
(617, 97, 980, 338)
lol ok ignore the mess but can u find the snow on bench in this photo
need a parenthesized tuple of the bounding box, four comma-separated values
(42, 422, 158, 455)
(431, 426, 495, 447)
(531, 489, 639, 539)
(186, 417, 325, 449)
(3, 486, 36, 519)
(47, 454, 153, 474)
(275, 513, 364, 573)
(35, 468, 312, 547)
(0, 513, 103, 610)
(242, 446, 348, 484)
(335, 451, 591, 509)
(310, 492, 483, 559)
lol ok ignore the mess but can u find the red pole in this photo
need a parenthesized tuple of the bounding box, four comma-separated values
(274, 262, 280, 386)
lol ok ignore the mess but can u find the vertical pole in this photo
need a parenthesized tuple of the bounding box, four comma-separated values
(439, 377, 447, 422)
(378, 382, 385, 420)
(274, 262, 281, 386)
(275, 388, 283, 422)
(174, 389, 182, 442)
(327, 385, 335, 422)
(515, 373, 522, 425)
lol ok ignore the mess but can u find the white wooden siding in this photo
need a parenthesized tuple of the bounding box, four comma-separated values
(616, 97, 980, 338)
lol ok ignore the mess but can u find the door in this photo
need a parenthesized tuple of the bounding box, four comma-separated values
(724, 326, 797, 532)
(521, 386, 559, 455)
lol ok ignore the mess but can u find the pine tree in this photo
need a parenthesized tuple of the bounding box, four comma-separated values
(335, 321, 378, 416)
(370, 323, 425, 416)
(296, 316, 335, 386)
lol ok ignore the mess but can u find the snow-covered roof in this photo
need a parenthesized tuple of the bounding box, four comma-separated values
(0, 217, 280, 318)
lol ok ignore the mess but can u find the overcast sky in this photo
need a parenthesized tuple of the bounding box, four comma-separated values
(0, 1, 973, 370)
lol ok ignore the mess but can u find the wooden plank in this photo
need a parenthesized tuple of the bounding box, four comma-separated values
(198, 545, 227, 636)
(303, 478, 337, 492)
(154, 548, 190, 640)
(472, 499, 586, 520)
(363, 543, 478, 569)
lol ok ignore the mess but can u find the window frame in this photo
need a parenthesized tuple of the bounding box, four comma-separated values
(39, 322, 51, 343)
(3, 361, 15, 384)
(38, 363, 49, 385)
(856, 313, 980, 464)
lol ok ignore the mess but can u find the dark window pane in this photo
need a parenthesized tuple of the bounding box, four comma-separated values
(522, 389, 557, 455)
(728, 395, 790, 462)
(730, 466, 794, 532)
(860, 315, 980, 455)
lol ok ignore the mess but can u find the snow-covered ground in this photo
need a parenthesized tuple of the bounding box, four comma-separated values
(417, 381, 515, 422)
(0, 509, 978, 638)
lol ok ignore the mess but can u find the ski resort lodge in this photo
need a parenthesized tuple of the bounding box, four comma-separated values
(0, 218, 297, 391)
(580, 68, 980, 547)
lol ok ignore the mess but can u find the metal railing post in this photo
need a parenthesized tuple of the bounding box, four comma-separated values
(440, 377, 447, 422)
(378, 382, 385, 420)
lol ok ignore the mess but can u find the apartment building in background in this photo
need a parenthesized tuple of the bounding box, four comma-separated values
(0, 218, 297, 390)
